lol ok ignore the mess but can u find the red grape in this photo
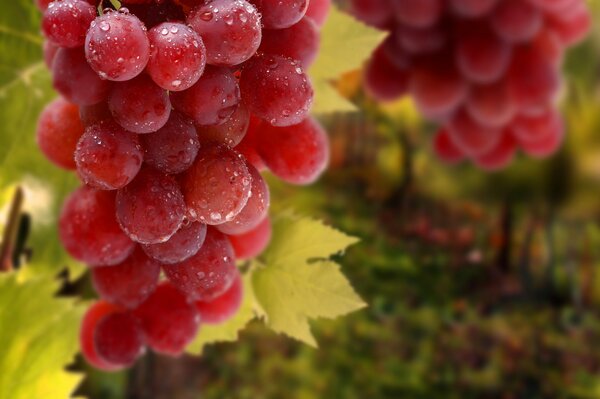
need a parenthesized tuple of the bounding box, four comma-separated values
(127, 0, 186, 29)
(394, 25, 447, 55)
(42, 0, 96, 48)
(251, 0, 308, 29)
(446, 109, 503, 157)
(171, 66, 240, 126)
(348, 0, 392, 29)
(79, 101, 112, 126)
(474, 133, 517, 171)
(91, 247, 161, 309)
(466, 81, 516, 128)
(228, 216, 272, 259)
(217, 163, 270, 235)
(85, 11, 150, 81)
(116, 168, 186, 244)
(108, 75, 171, 134)
(194, 272, 243, 324)
(80, 301, 123, 371)
(511, 109, 564, 146)
(432, 128, 464, 165)
(491, 0, 543, 43)
(235, 115, 266, 171)
(147, 22, 207, 91)
(133, 282, 201, 356)
(36, 97, 84, 170)
(187, 0, 262, 66)
(197, 103, 250, 147)
(94, 312, 145, 367)
(392, 0, 443, 29)
(448, 0, 498, 17)
(140, 112, 200, 175)
(240, 54, 313, 127)
(181, 144, 252, 225)
(163, 229, 238, 301)
(142, 221, 207, 264)
(305, 0, 331, 27)
(259, 16, 320, 67)
(364, 44, 410, 102)
(43, 41, 59, 69)
(75, 120, 143, 190)
(52, 47, 111, 106)
(547, 2, 592, 46)
(59, 187, 135, 266)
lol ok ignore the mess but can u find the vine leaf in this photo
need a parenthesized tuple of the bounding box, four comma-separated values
(252, 213, 364, 346)
(0, 0, 83, 278)
(310, 6, 385, 115)
(0, 271, 85, 399)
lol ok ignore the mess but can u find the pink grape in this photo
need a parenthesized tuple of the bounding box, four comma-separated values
(547, 3, 592, 46)
(251, 0, 308, 29)
(228, 217, 272, 260)
(171, 66, 240, 126)
(94, 312, 145, 367)
(305, 0, 331, 27)
(240, 54, 313, 127)
(181, 144, 252, 225)
(108, 75, 171, 134)
(91, 247, 161, 309)
(133, 282, 201, 356)
(163, 229, 238, 301)
(217, 163, 270, 235)
(196, 103, 250, 147)
(187, 0, 262, 66)
(52, 47, 111, 106)
(194, 272, 243, 324)
(140, 112, 200, 175)
(75, 120, 143, 190)
(59, 187, 135, 266)
(42, 0, 96, 48)
(259, 16, 320, 67)
(257, 117, 329, 185)
(147, 22, 206, 91)
(142, 221, 207, 264)
(116, 168, 186, 244)
(36, 97, 85, 170)
(85, 11, 150, 81)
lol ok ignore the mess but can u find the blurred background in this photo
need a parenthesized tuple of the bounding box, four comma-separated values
(72, 2, 600, 399)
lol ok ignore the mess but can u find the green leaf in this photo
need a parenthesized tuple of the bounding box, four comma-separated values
(0, 271, 85, 399)
(252, 214, 365, 346)
(310, 6, 385, 115)
(0, 0, 83, 278)
(187, 271, 258, 354)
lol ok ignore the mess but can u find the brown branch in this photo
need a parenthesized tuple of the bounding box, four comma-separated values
(0, 187, 24, 272)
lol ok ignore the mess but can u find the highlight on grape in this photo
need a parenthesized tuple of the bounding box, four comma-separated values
(36, 0, 332, 370)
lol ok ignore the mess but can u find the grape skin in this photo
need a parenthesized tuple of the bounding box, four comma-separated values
(195, 272, 243, 324)
(142, 221, 208, 265)
(228, 217, 272, 260)
(94, 312, 145, 367)
(80, 301, 124, 371)
(42, 0, 96, 48)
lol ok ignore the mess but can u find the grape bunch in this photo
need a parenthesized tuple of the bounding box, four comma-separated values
(351, 0, 591, 170)
(36, 0, 331, 370)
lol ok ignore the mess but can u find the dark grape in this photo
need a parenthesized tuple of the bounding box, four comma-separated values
(94, 312, 145, 367)
(196, 103, 250, 147)
(448, 0, 498, 18)
(234, 115, 266, 171)
(432, 128, 464, 165)
(79, 101, 112, 126)
(80, 301, 123, 371)
(364, 44, 409, 102)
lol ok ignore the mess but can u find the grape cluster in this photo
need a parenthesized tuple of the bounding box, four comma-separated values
(351, 0, 591, 170)
(36, 0, 331, 370)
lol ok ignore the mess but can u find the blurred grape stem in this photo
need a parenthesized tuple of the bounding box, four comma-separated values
(0, 186, 24, 272)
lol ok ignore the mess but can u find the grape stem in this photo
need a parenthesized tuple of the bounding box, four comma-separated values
(0, 187, 24, 272)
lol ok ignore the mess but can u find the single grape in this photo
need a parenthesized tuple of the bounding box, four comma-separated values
(181, 144, 252, 225)
(196, 103, 250, 147)
(91, 247, 161, 309)
(133, 283, 201, 356)
(147, 22, 206, 91)
(85, 11, 150, 81)
(163, 229, 238, 301)
(187, 0, 262, 66)
(491, 0, 543, 43)
(75, 120, 143, 190)
(80, 301, 123, 371)
(59, 187, 135, 266)
(194, 271, 243, 324)
(171, 66, 240, 126)
(94, 312, 145, 367)
(256, 117, 329, 185)
(259, 16, 320, 67)
(394, 25, 447, 55)
(79, 102, 112, 126)
(43, 40, 59, 69)
(448, 0, 498, 18)
(532, 28, 564, 66)
(514, 115, 564, 158)
(127, 0, 186, 29)
(392, 0, 443, 29)
(234, 115, 266, 171)
(432, 128, 464, 165)
(108, 75, 171, 134)
(227, 216, 271, 260)
(474, 133, 517, 171)
(140, 112, 200, 175)
(547, 2, 592, 46)
(511, 109, 564, 146)
(52, 47, 111, 106)
(116, 168, 186, 245)
(42, 0, 96, 48)
(455, 24, 512, 84)
(364, 44, 410, 102)
(446, 109, 503, 157)
(142, 221, 207, 264)
(348, 0, 392, 29)
(217, 163, 270, 235)
(251, 0, 308, 29)
(36, 97, 85, 170)
(305, 0, 331, 27)
(240, 54, 313, 127)
(466, 81, 516, 128)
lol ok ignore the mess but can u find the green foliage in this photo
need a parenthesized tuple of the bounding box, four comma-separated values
(0, 271, 85, 399)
